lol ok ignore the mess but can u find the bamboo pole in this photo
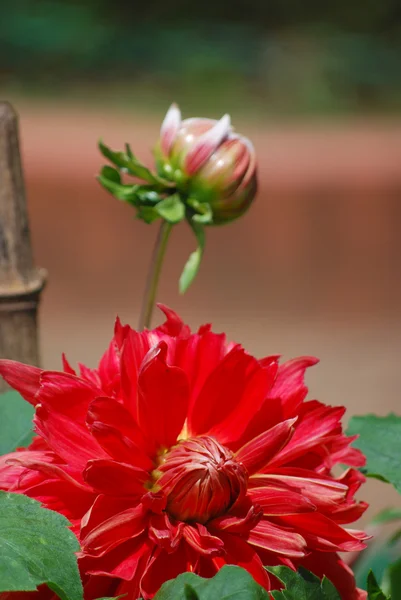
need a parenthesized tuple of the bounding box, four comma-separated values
(0, 102, 46, 391)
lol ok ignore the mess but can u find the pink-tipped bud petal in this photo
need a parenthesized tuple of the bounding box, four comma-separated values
(184, 114, 231, 175)
(239, 138, 257, 189)
(160, 103, 182, 156)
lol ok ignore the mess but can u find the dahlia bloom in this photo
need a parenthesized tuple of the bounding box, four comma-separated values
(0, 307, 368, 600)
(155, 104, 257, 223)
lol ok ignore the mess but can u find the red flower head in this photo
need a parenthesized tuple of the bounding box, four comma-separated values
(0, 307, 368, 600)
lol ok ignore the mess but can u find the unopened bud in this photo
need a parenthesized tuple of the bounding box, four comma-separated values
(156, 104, 257, 224)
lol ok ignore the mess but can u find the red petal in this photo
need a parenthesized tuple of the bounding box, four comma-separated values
(81, 494, 134, 538)
(38, 371, 100, 421)
(148, 513, 184, 551)
(154, 304, 190, 337)
(83, 576, 120, 599)
(0, 360, 42, 405)
(209, 503, 262, 534)
(114, 316, 132, 350)
(82, 504, 146, 556)
(245, 356, 319, 439)
(279, 512, 367, 552)
(269, 402, 346, 467)
(183, 523, 225, 556)
(62, 354, 76, 375)
(271, 356, 319, 405)
(120, 330, 151, 413)
(337, 468, 366, 500)
(137, 341, 189, 449)
(248, 487, 316, 515)
(83, 535, 152, 582)
(79, 363, 102, 388)
(0, 449, 55, 491)
(331, 501, 369, 524)
(140, 546, 192, 599)
(213, 532, 271, 590)
(235, 419, 296, 475)
(87, 397, 143, 441)
(175, 330, 227, 415)
(34, 405, 107, 475)
(250, 468, 348, 509)
(6, 454, 90, 492)
(24, 478, 94, 521)
(246, 519, 306, 557)
(87, 397, 153, 470)
(84, 459, 147, 496)
(210, 358, 278, 447)
(329, 440, 366, 469)
(188, 345, 254, 436)
(97, 341, 121, 397)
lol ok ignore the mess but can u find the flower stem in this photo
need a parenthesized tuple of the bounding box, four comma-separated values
(138, 220, 172, 330)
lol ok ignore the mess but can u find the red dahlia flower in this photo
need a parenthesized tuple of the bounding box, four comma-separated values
(0, 307, 368, 600)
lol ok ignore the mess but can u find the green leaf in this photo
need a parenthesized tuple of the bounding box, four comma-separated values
(347, 414, 401, 492)
(367, 571, 390, 600)
(266, 566, 341, 600)
(0, 492, 83, 600)
(389, 559, 401, 599)
(154, 565, 269, 599)
(98, 140, 171, 187)
(179, 221, 205, 294)
(352, 538, 396, 590)
(0, 390, 34, 453)
(155, 194, 185, 224)
(184, 585, 199, 600)
(371, 507, 401, 526)
(95, 596, 126, 600)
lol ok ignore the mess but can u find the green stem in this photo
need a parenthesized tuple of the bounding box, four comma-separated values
(138, 220, 172, 330)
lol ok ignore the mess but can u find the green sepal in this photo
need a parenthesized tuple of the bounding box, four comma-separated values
(98, 167, 140, 204)
(187, 198, 213, 224)
(100, 165, 121, 183)
(125, 143, 134, 159)
(155, 194, 185, 224)
(98, 140, 171, 188)
(179, 220, 205, 294)
(136, 206, 161, 224)
(135, 187, 163, 204)
(98, 166, 168, 208)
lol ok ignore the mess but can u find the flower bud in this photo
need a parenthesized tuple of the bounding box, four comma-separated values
(156, 104, 257, 224)
(155, 436, 248, 523)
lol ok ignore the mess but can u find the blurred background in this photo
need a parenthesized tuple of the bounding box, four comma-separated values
(1, 0, 401, 518)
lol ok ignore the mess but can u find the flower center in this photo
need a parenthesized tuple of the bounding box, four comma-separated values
(154, 436, 248, 524)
